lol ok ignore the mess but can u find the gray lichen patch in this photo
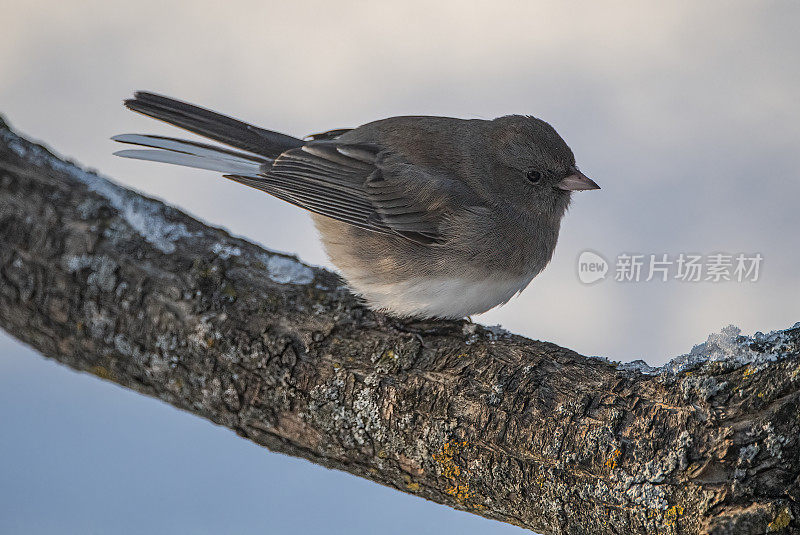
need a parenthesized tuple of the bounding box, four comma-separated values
(462, 323, 512, 345)
(307, 369, 389, 450)
(62, 254, 119, 292)
(211, 242, 242, 259)
(680, 374, 728, 401)
(622, 479, 669, 510)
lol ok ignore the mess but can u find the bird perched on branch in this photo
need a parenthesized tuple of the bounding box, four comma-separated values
(114, 92, 599, 318)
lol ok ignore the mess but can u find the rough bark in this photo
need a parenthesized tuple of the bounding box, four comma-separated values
(0, 116, 798, 535)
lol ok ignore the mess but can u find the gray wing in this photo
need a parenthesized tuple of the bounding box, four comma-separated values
(305, 128, 353, 141)
(226, 140, 470, 245)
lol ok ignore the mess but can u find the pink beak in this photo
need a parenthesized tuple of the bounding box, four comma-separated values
(557, 169, 600, 191)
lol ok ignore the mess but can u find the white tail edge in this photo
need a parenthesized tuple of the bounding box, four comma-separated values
(112, 134, 266, 176)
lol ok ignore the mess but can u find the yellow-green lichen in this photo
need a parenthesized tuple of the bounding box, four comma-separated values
(221, 282, 237, 300)
(605, 448, 622, 470)
(445, 483, 472, 502)
(89, 365, 113, 380)
(790, 364, 800, 380)
(402, 474, 420, 492)
(432, 440, 483, 509)
(664, 504, 683, 527)
(433, 440, 464, 479)
(768, 505, 792, 532)
(374, 349, 400, 371)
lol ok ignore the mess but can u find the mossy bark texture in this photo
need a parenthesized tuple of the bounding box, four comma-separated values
(0, 119, 797, 535)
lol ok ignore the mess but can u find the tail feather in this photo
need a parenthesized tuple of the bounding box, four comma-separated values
(115, 149, 263, 175)
(123, 91, 304, 158)
(113, 134, 266, 175)
(112, 134, 269, 163)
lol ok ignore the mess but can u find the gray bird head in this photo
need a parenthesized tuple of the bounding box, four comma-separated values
(476, 115, 599, 221)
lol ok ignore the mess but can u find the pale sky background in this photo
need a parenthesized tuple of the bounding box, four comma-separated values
(1, 2, 798, 533)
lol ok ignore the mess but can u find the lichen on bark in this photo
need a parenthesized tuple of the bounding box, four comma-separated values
(0, 117, 797, 534)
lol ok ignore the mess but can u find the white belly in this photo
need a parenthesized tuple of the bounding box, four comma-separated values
(352, 273, 536, 318)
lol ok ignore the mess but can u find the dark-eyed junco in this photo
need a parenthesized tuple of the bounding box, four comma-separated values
(114, 92, 599, 318)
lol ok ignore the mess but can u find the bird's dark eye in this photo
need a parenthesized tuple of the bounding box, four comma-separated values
(526, 169, 543, 184)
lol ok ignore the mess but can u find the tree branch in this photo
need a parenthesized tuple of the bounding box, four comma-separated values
(0, 116, 797, 535)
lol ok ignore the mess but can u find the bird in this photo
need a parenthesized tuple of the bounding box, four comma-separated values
(113, 91, 599, 319)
